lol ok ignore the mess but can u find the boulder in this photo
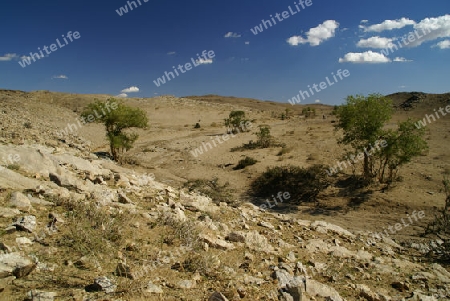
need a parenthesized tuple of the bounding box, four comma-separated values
(0, 252, 36, 278)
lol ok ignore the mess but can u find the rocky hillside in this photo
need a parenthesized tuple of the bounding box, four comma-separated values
(1, 91, 449, 300)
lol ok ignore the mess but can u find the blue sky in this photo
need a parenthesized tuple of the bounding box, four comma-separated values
(0, 0, 449, 105)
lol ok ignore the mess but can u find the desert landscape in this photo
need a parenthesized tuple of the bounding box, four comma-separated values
(0, 89, 449, 300)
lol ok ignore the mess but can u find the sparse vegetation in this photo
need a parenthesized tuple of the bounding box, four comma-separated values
(224, 110, 249, 134)
(302, 107, 316, 118)
(250, 164, 330, 204)
(234, 156, 257, 170)
(81, 98, 148, 162)
(425, 179, 450, 260)
(6, 163, 20, 170)
(183, 177, 234, 205)
(232, 124, 283, 151)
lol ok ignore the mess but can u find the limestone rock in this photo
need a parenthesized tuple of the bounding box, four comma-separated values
(0, 252, 36, 278)
(87, 276, 117, 294)
(25, 290, 57, 301)
(209, 291, 229, 301)
(12, 215, 36, 233)
(8, 191, 32, 211)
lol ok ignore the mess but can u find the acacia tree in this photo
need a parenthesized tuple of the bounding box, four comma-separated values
(335, 94, 393, 180)
(81, 98, 148, 161)
(224, 111, 249, 134)
(377, 119, 427, 182)
(335, 94, 427, 183)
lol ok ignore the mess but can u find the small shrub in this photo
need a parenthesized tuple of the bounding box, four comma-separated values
(59, 200, 131, 257)
(183, 177, 234, 205)
(158, 214, 201, 250)
(250, 164, 330, 204)
(6, 164, 20, 170)
(194, 123, 201, 128)
(425, 179, 450, 260)
(234, 156, 257, 170)
(23, 122, 32, 129)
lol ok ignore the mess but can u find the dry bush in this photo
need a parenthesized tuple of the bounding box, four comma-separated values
(59, 200, 132, 257)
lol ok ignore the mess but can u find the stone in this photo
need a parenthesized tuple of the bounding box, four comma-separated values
(118, 191, 133, 204)
(306, 279, 344, 301)
(25, 290, 57, 301)
(310, 220, 355, 238)
(258, 221, 275, 229)
(16, 237, 33, 247)
(145, 281, 163, 294)
(208, 291, 229, 301)
(177, 279, 196, 289)
(0, 252, 36, 278)
(406, 291, 437, 301)
(88, 276, 117, 293)
(200, 234, 235, 250)
(0, 207, 21, 218)
(8, 191, 32, 211)
(12, 215, 36, 232)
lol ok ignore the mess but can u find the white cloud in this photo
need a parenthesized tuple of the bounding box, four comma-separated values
(408, 15, 450, 47)
(116, 93, 128, 98)
(196, 58, 213, 64)
(167, 51, 176, 55)
(393, 57, 412, 62)
(360, 20, 369, 24)
(0, 53, 19, 61)
(357, 36, 395, 48)
(339, 51, 391, 63)
(121, 86, 139, 93)
(52, 75, 68, 79)
(434, 40, 450, 49)
(315, 99, 321, 103)
(224, 32, 241, 38)
(245, 41, 250, 45)
(287, 20, 339, 46)
(362, 17, 416, 32)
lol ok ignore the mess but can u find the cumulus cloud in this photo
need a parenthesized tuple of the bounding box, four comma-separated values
(116, 93, 128, 98)
(196, 58, 213, 64)
(434, 40, 450, 49)
(121, 86, 139, 93)
(408, 15, 450, 47)
(362, 17, 416, 32)
(0, 53, 19, 61)
(167, 51, 176, 55)
(339, 51, 391, 63)
(245, 41, 250, 45)
(224, 32, 241, 38)
(393, 57, 412, 62)
(357, 36, 396, 48)
(315, 99, 321, 103)
(52, 75, 68, 79)
(287, 20, 339, 46)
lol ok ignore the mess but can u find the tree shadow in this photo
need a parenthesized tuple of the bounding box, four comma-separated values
(335, 175, 375, 209)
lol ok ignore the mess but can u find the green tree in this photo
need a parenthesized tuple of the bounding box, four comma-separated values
(335, 94, 393, 180)
(377, 119, 428, 182)
(255, 125, 272, 148)
(302, 107, 316, 118)
(224, 111, 249, 134)
(81, 98, 148, 161)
